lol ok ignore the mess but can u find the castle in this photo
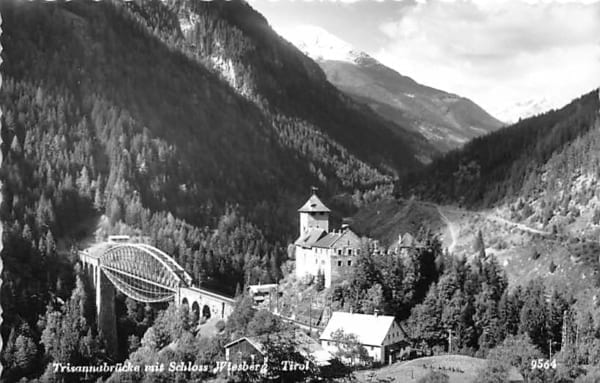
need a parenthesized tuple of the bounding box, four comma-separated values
(293, 190, 428, 288)
(294, 189, 361, 288)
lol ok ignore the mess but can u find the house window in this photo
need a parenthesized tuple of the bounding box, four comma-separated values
(357, 249, 361, 255)
(347, 260, 352, 266)
(347, 249, 352, 255)
(338, 249, 342, 255)
(337, 261, 342, 267)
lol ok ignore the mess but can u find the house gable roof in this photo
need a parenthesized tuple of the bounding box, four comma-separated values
(320, 312, 397, 346)
(224, 337, 266, 354)
(224, 332, 333, 366)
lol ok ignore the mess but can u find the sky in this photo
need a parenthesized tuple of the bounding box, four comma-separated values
(248, 0, 600, 122)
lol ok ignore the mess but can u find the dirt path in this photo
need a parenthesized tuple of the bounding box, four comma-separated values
(483, 213, 551, 236)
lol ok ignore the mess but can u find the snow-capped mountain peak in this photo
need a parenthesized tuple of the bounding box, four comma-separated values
(277, 24, 367, 63)
(275, 24, 503, 153)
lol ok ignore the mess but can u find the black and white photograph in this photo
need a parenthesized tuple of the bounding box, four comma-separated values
(0, 0, 599, 381)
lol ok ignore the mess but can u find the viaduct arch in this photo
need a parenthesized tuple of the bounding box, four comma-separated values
(79, 240, 235, 356)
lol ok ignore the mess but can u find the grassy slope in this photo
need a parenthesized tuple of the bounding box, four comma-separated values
(355, 355, 495, 383)
(351, 198, 443, 247)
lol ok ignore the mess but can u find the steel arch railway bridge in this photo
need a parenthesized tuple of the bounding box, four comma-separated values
(79, 238, 235, 356)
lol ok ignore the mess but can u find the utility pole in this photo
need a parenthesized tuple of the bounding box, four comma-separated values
(275, 284, 279, 314)
(309, 295, 313, 336)
(575, 321, 580, 363)
(446, 328, 454, 354)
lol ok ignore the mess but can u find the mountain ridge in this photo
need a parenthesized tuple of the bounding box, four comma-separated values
(397, 89, 600, 212)
(279, 24, 504, 152)
(153, 0, 438, 168)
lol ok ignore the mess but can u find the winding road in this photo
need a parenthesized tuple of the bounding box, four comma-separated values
(483, 213, 551, 236)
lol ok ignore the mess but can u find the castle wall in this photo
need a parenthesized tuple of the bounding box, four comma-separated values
(300, 212, 329, 234)
(329, 252, 357, 287)
(295, 246, 333, 284)
(295, 228, 362, 288)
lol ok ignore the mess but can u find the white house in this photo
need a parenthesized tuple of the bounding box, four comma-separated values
(294, 190, 362, 288)
(320, 311, 410, 364)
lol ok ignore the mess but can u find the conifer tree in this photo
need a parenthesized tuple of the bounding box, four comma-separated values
(519, 279, 548, 352)
(315, 268, 325, 292)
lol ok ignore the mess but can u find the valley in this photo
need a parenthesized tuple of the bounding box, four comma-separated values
(1, 0, 599, 382)
(278, 25, 504, 153)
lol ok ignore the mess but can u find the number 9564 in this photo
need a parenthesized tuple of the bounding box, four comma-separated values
(531, 359, 557, 370)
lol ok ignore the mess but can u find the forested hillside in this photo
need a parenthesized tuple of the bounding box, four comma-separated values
(398, 90, 600, 210)
(143, 0, 437, 167)
(0, 0, 433, 380)
(123, 0, 436, 174)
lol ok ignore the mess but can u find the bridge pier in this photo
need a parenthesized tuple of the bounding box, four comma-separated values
(95, 267, 118, 358)
(81, 254, 119, 358)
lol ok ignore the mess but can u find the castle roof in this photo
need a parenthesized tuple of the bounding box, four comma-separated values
(295, 227, 361, 249)
(294, 228, 328, 247)
(313, 232, 343, 248)
(298, 193, 330, 213)
(399, 233, 415, 247)
(394, 232, 425, 250)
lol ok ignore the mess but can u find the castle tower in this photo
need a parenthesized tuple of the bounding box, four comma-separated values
(298, 187, 330, 235)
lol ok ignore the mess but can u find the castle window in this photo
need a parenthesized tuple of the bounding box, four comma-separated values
(347, 249, 352, 255)
(347, 260, 352, 266)
(337, 260, 342, 267)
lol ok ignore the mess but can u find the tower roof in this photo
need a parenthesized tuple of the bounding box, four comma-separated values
(298, 193, 331, 213)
